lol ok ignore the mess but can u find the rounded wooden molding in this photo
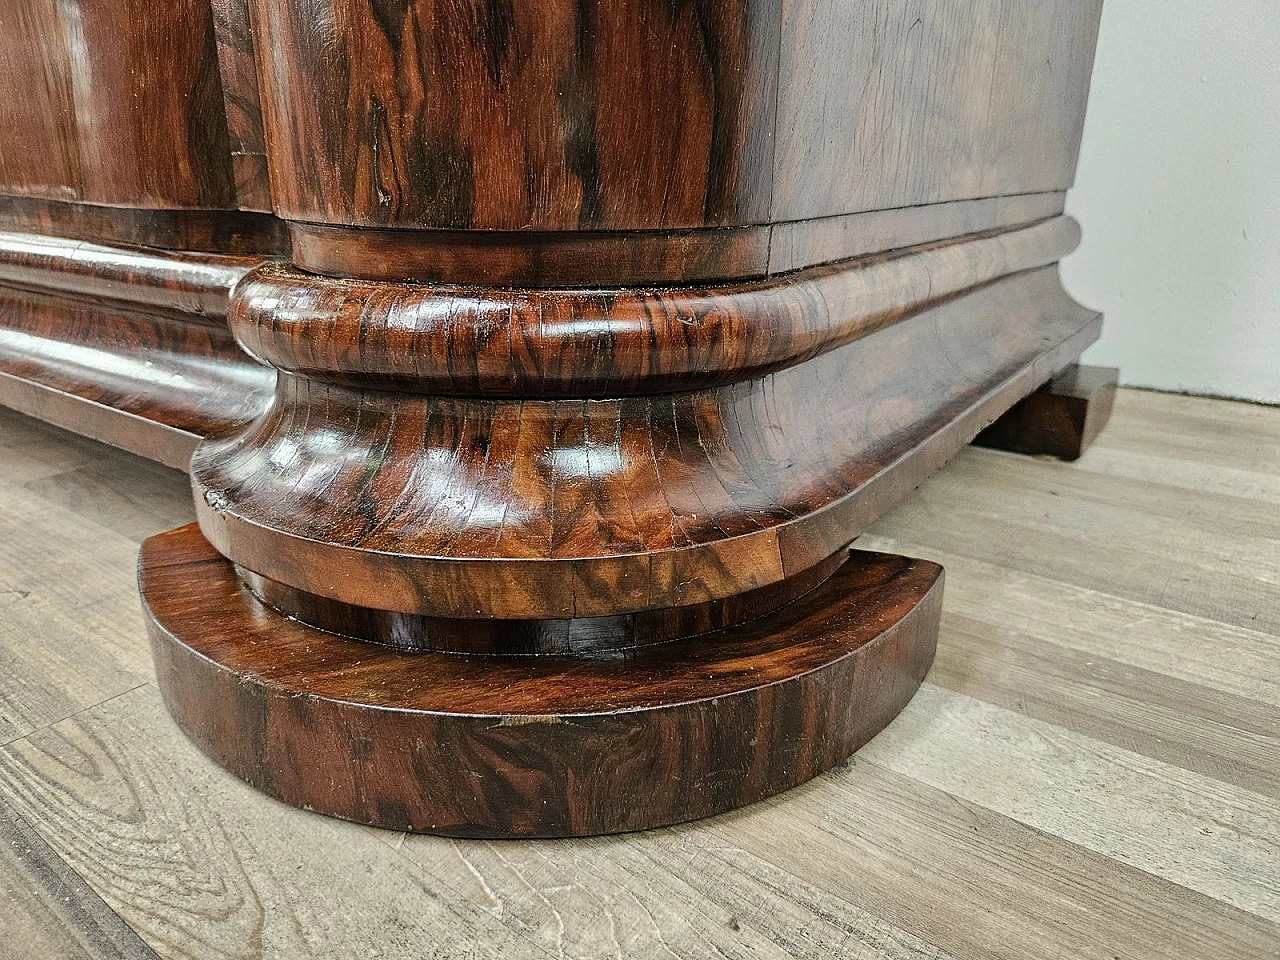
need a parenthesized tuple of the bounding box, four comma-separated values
(236, 550, 846, 655)
(191, 269, 1099, 620)
(286, 193, 1066, 288)
(142, 525, 943, 838)
(0, 229, 275, 469)
(0, 230, 258, 321)
(234, 217, 1079, 398)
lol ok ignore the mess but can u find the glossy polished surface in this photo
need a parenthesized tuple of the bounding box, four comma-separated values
(0, 0, 241, 210)
(144, 527, 944, 837)
(0, 198, 288, 256)
(0, 0, 1108, 838)
(3, 391, 1274, 955)
(238, 550, 847, 655)
(254, 0, 780, 229)
(194, 268, 1100, 620)
(251, 0, 1101, 232)
(237, 216, 1080, 396)
(0, 232, 272, 468)
(288, 192, 1065, 286)
(210, 0, 273, 212)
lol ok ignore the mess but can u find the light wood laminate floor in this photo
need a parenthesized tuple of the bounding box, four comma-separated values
(0, 388, 1276, 959)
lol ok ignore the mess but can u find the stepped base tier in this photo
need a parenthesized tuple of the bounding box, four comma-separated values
(143, 527, 943, 838)
(0, 0, 1107, 835)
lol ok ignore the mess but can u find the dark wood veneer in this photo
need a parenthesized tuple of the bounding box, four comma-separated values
(194, 267, 1099, 620)
(288, 192, 1066, 286)
(0, 198, 288, 257)
(253, 0, 780, 230)
(250, 0, 1100, 233)
(238, 549, 847, 655)
(0, 0, 239, 210)
(772, 0, 1103, 220)
(144, 527, 943, 838)
(236, 217, 1080, 397)
(975, 365, 1120, 461)
(0, 231, 273, 467)
(0, 0, 1109, 836)
(210, 0, 274, 213)
(0, 232, 258, 319)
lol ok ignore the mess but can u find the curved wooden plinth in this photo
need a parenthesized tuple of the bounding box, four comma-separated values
(140, 524, 943, 838)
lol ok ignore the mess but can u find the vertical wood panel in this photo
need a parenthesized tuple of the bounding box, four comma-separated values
(772, 0, 1105, 220)
(0, 0, 83, 200)
(0, 0, 238, 210)
(0, 0, 1102, 226)
(210, 0, 274, 211)
(252, 0, 780, 229)
(70, 0, 237, 208)
(980, 0, 1103, 196)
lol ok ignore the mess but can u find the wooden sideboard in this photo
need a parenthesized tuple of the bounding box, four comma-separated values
(0, 0, 1110, 837)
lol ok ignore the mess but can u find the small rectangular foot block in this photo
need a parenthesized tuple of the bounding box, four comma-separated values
(973, 364, 1118, 461)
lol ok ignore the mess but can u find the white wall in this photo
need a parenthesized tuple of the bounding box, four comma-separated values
(1062, 0, 1280, 404)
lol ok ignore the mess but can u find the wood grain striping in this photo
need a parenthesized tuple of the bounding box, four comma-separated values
(143, 528, 943, 837)
(0, 800, 159, 960)
(0, 389, 1277, 956)
(234, 216, 1081, 396)
(0, 0, 237, 210)
(209, 0, 273, 212)
(193, 269, 1100, 619)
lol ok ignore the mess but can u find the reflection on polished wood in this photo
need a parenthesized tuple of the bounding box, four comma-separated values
(145, 528, 943, 837)
(0, 232, 271, 469)
(0, 0, 240, 209)
(3, 390, 1278, 956)
(195, 269, 1098, 621)
(0, 0, 1109, 835)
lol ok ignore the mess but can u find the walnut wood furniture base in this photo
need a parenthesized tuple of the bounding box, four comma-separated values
(0, 220, 1106, 836)
(141, 525, 942, 838)
(0, 215, 1106, 837)
(975, 365, 1119, 461)
(0, 0, 1110, 842)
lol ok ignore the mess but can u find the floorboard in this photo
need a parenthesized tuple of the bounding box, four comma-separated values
(0, 392, 1276, 959)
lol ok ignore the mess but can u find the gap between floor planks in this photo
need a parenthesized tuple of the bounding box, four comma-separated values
(0, 391, 1276, 959)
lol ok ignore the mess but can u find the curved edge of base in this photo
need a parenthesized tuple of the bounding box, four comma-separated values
(140, 524, 942, 838)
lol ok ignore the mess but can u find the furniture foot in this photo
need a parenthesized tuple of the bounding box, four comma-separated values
(140, 524, 943, 838)
(973, 365, 1119, 461)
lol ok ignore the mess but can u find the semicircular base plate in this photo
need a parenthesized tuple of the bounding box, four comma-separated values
(141, 524, 943, 839)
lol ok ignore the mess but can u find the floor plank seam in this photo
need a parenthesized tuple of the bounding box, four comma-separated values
(860, 533, 1280, 642)
(1, 390, 1278, 957)
(855, 756, 1280, 928)
(0, 800, 162, 958)
(0, 682, 154, 750)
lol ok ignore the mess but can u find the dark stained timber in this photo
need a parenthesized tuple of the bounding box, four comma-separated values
(193, 266, 1100, 621)
(143, 526, 944, 838)
(209, 0, 274, 212)
(0, 197, 288, 256)
(0, 0, 238, 209)
(233, 217, 1080, 397)
(248, 0, 1101, 233)
(287, 192, 1065, 286)
(236, 550, 849, 656)
(0, 231, 273, 468)
(252, 0, 782, 230)
(974, 365, 1120, 461)
(0, 0, 1110, 835)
